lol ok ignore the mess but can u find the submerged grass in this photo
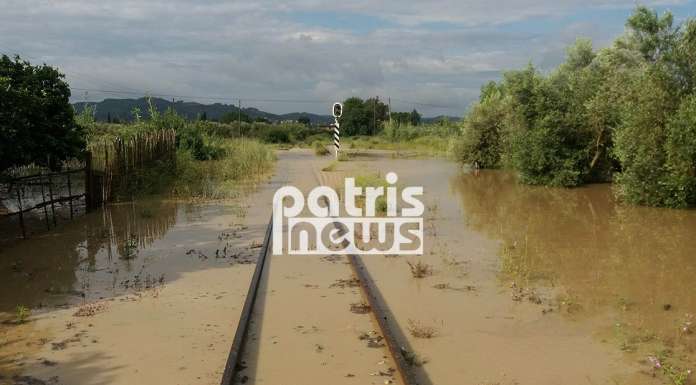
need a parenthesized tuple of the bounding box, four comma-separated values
(171, 138, 275, 200)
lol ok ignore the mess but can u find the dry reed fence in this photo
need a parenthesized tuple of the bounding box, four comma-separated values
(1, 129, 176, 244)
(87, 129, 176, 203)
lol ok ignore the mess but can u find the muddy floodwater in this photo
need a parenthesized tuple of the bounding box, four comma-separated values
(0, 187, 272, 384)
(1, 151, 694, 385)
(334, 156, 695, 385)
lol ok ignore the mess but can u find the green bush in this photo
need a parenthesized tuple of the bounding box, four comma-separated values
(1, 55, 85, 172)
(612, 67, 680, 206)
(665, 95, 696, 207)
(262, 126, 291, 143)
(454, 88, 507, 168)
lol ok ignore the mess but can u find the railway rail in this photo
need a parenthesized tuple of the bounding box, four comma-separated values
(219, 214, 418, 385)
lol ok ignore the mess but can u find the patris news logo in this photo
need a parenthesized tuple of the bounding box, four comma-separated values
(272, 172, 424, 255)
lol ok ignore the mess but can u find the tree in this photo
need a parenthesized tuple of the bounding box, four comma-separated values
(340, 97, 388, 136)
(409, 109, 421, 126)
(297, 115, 311, 126)
(623, 6, 677, 62)
(454, 85, 508, 168)
(340, 97, 369, 136)
(220, 109, 250, 124)
(452, 5, 696, 206)
(0, 55, 85, 172)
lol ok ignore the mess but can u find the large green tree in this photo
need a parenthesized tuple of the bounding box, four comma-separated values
(0, 55, 84, 172)
(339, 97, 388, 136)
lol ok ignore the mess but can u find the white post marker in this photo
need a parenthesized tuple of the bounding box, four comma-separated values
(332, 102, 342, 160)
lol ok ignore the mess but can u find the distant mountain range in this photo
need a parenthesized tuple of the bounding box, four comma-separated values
(72, 97, 459, 124)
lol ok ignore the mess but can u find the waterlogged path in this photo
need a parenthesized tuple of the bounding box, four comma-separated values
(1, 150, 694, 385)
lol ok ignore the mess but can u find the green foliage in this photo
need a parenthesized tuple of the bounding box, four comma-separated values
(340, 97, 389, 136)
(453, 6, 696, 206)
(220, 110, 251, 124)
(665, 95, 696, 206)
(177, 122, 224, 161)
(262, 126, 291, 143)
(171, 138, 275, 199)
(454, 86, 507, 168)
(612, 66, 680, 206)
(0, 55, 85, 172)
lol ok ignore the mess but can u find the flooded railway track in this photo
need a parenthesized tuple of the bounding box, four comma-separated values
(219, 166, 418, 385)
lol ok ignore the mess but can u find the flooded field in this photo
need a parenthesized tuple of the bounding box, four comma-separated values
(0, 184, 272, 384)
(1, 151, 694, 385)
(336, 155, 695, 385)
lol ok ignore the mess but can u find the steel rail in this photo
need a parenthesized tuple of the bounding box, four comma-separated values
(219, 216, 273, 385)
(219, 171, 418, 385)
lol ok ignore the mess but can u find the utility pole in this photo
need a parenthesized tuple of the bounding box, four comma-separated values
(373, 96, 378, 135)
(238, 99, 242, 137)
(388, 97, 392, 125)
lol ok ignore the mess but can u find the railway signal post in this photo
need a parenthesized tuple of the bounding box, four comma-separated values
(332, 102, 342, 160)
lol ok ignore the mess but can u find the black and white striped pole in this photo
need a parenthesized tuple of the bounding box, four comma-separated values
(332, 102, 342, 160)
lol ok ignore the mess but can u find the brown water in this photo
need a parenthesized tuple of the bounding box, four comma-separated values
(340, 155, 695, 385)
(452, 170, 696, 376)
(0, 199, 254, 315)
(0, 190, 267, 384)
(2, 152, 694, 385)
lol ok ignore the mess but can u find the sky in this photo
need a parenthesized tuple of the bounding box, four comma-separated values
(1, 0, 695, 117)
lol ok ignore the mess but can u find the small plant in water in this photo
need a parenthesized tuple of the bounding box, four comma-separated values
(350, 301, 371, 314)
(407, 319, 439, 338)
(121, 236, 139, 259)
(681, 313, 693, 334)
(407, 260, 432, 278)
(648, 354, 692, 385)
(400, 347, 428, 367)
(15, 305, 30, 323)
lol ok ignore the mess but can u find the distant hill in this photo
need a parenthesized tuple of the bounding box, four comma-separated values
(421, 115, 461, 124)
(72, 97, 334, 124)
(72, 97, 459, 125)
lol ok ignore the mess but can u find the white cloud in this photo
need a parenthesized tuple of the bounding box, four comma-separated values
(0, 0, 690, 115)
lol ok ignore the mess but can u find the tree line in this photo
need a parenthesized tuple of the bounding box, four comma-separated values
(454, 6, 696, 208)
(338, 97, 422, 136)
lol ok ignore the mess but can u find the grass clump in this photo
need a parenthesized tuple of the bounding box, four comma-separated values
(321, 161, 338, 172)
(407, 319, 439, 338)
(15, 305, 30, 324)
(171, 138, 275, 199)
(350, 301, 371, 314)
(353, 173, 390, 215)
(313, 141, 330, 156)
(407, 260, 433, 278)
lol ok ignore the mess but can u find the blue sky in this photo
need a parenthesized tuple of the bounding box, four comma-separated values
(0, 0, 694, 116)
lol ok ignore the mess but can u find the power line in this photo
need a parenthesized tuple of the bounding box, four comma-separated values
(1, 47, 465, 111)
(389, 97, 461, 110)
(69, 87, 338, 104)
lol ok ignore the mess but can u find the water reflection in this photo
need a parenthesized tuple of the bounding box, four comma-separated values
(0, 200, 178, 313)
(451, 170, 696, 365)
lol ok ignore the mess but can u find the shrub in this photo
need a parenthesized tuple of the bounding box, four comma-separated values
(454, 88, 507, 168)
(613, 66, 681, 206)
(313, 141, 330, 156)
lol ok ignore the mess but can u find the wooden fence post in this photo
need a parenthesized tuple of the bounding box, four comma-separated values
(67, 172, 74, 219)
(85, 151, 93, 211)
(47, 173, 57, 226)
(15, 187, 26, 239)
(40, 174, 51, 230)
